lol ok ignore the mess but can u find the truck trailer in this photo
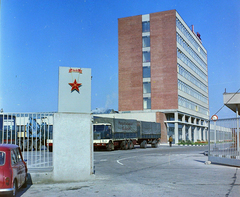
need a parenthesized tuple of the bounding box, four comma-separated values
(0, 114, 53, 151)
(0, 114, 16, 144)
(93, 117, 161, 150)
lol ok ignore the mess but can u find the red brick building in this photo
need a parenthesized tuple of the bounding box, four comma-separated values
(118, 10, 209, 144)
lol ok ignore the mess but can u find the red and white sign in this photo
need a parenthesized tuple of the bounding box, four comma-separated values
(58, 67, 91, 113)
(69, 68, 82, 73)
(69, 79, 82, 93)
(211, 115, 218, 121)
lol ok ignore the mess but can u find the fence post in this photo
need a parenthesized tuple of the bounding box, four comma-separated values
(208, 120, 210, 159)
(236, 105, 239, 155)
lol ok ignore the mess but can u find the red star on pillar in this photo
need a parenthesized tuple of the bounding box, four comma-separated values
(69, 79, 82, 93)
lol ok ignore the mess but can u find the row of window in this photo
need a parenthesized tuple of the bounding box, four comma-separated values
(177, 49, 207, 81)
(142, 21, 151, 110)
(177, 33, 207, 71)
(178, 96, 208, 115)
(178, 80, 208, 104)
(178, 64, 208, 93)
(166, 113, 206, 125)
(176, 18, 207, 61)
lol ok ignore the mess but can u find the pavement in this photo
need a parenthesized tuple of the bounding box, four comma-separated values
(18, 145, 240, 197)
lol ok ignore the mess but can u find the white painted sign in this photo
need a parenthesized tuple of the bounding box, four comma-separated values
(58, 67, 91, 113)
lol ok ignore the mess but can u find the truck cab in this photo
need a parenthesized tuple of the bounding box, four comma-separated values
(93, 123, 112, 140)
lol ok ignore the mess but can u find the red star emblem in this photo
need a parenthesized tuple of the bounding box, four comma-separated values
(69, 79, 82, 93)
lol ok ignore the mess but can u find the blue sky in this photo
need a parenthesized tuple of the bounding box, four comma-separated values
(1, 0, 240, 118)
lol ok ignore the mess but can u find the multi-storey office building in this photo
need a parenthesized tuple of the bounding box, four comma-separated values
(118, 10, 209, 144)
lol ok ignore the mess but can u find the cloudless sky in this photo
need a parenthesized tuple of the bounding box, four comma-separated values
(1, 0, 240, 119)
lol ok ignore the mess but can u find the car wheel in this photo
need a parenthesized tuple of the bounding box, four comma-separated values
(12, 179, 17, 197)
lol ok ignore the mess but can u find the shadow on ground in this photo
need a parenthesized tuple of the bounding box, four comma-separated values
(17, 173, 33, 197)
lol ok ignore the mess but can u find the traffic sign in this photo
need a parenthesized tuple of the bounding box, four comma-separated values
(211, 115, 218, 121)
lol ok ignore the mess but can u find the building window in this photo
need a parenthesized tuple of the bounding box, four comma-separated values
(143, 66, 151, 78)
(178, 114, 183, 121)
(177, 33, 207, 71)
(178, 64, 208, 93)
(142, 36, 150, 47)
(178, 124, 183, 141)
(143, 82, 151, 93)
(142, 21, 150, 32)
(185, 125, 190, 140)
(167, 123, 175, 144)
(177, 49, 207, 82)
(143, 97, 151, 109)
(166, 113, 174, 121)
(178, 96, 208, 115)
(143, 51, 150, 62)
(178, 80, 208, 104)
(176, 17, 207, 61)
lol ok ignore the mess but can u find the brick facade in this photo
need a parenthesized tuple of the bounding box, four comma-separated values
(118, 15, 143, 111)
(150, 10, 178, 110)
(156, 112, 168, 143)
(118, 10, 178, 112)
(118, 10, 208, 144)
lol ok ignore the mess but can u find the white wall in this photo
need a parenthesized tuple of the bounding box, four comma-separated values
(53, 113, 94, 182)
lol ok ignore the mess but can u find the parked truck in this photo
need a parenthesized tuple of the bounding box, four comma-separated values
(0, 114, 53, 151)
(0, 114, 16, 144)
(137, 121, 161, 148)
(93, 117, 161, 151)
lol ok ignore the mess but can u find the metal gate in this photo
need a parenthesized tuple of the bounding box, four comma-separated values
(208, 118, 240, 166)
(0, 112, 54, 170)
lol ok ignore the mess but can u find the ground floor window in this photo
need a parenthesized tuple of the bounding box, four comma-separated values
(185, 125, 190, 141)
(168, 123, 175, 144)
(178, 124, 183, 141)
(191, 126, 195, 141)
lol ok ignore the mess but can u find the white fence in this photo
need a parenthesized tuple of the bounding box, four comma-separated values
(0, 112, 54, 170)
(208, 118, 240, 167)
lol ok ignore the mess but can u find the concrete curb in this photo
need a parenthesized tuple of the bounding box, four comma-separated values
(178, 144, 207, 147)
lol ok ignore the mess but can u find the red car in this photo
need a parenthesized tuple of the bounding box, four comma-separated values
(0, 144, 28, 197)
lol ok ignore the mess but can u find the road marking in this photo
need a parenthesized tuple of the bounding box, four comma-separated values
(117, 160, 124, 165)
(116, 156, 137, 166)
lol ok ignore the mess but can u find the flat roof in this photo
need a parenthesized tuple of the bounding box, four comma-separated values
(223, 92, 240, 115)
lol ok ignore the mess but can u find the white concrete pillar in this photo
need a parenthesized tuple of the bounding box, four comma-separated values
(188, 117, 192, 141)
(182, 115, 186, 141)
(174, 112, 178, 144)
(194, 118, 197, 142)
(203, 127, 206, 141)
(198, 120, 202, 141)
(203, 121, 207, 141)
(53, 113, 94, 182)
(197, 119, 201, 141)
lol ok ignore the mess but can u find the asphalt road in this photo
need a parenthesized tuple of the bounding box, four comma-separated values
(19, 145, 240, 197)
